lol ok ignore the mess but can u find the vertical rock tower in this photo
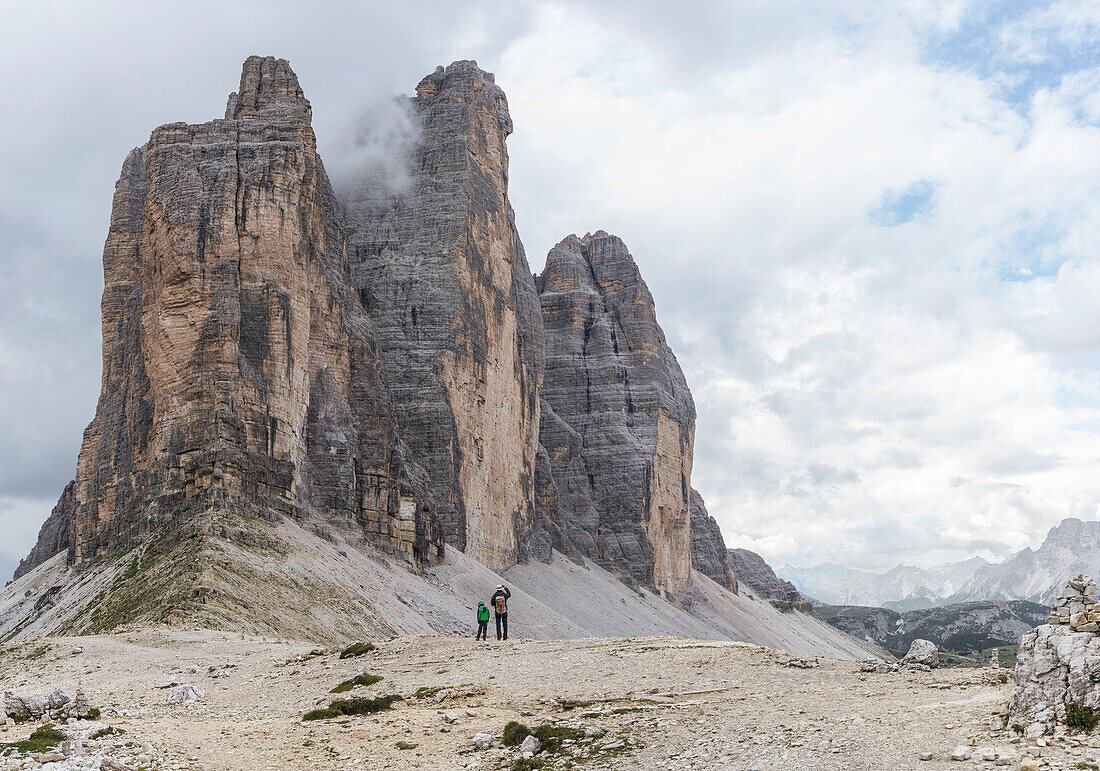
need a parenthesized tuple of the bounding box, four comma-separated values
(16, 57, 442, 579)
(346, 61, 544, 572)
(535, 232, 697, 596)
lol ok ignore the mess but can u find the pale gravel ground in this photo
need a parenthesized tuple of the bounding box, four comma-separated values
(3, 628, 1082, 770)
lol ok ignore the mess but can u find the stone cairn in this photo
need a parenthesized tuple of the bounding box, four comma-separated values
(1047, 574, 1100, 631)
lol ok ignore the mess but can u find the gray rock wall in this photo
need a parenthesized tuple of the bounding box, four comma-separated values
(346, 61, 544, 573)
(534, 232, 695, 596)
(1012, 624, 1100, 733)
(689, 489, 737, 591)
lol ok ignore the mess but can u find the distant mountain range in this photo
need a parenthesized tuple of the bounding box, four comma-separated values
(817, 600, 1047, 652)
(780, 518, 1100, 610)
(947, 518, 1100, 606)
(778, 557, 989, 610)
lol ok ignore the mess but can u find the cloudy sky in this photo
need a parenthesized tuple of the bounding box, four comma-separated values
(3, 1, 1100, 578)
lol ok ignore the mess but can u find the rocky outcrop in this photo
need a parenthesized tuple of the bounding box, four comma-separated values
(728, 548, 814, 613)
(18, 57, 746, 619)
(689, 489, 737, 591)
(1013, 624, 1100, 733)
(1012, 576, 1100, 734)
(16, 56, 443, 580)
(534, 232, 695, 596)
(345, 61, 543, 573)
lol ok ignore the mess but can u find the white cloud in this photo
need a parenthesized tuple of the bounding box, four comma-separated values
(501, 1, 1100, 570)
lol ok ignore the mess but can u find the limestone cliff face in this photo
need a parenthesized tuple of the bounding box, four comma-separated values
(534, 232, 695, 596)
(689, 489, 737, 592)
(16, 57, 442, 579)
(345, 61, 544, 573)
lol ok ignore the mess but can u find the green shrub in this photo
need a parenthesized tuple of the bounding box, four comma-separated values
(302, 695, 398, 721)
(1066, 704, 1100, 733)
(331, 673, 383, 693)
(511, 759, 547, 770)
(91, 726, 123, 739)
(531, 724, 584, 753)
(501, 721, 583, 753)
(339, 642, 375, 659)
(502, 721, 531, 746)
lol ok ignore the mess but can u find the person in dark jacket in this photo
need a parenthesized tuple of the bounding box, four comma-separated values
(490, 584, 511, 640)
(475, 601, 490, 641)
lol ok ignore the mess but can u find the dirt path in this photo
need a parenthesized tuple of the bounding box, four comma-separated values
(0, 630, 1088, 769)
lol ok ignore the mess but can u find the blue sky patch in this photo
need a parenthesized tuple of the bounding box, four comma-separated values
(869, 180, 936, 226)
(921, 0, 1100, 112)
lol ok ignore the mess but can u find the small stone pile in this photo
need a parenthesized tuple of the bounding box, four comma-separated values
(4, 688, 91, 721)
(1047, 574, 1100, 631)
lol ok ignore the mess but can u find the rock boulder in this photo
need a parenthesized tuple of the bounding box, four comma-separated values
(900, 639, 939, 668)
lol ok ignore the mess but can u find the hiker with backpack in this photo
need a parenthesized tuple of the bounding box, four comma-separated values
(475, 601, 490, 641)
(490, 584, 511, 640)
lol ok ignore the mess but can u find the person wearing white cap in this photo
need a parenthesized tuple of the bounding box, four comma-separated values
(490, 583, 511, 640)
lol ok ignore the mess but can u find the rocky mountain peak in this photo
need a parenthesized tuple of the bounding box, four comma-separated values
(225, 56, 309, 121)
(414, 60, 512, 135)
(534, 231, 701, 595)
(346, 60, 541, 573)
(15, 55, 444, 581)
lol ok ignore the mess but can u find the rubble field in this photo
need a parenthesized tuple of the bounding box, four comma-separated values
(3, 629, 1085, 770)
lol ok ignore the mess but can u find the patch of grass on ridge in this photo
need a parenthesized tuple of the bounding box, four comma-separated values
(331, 673, 383, 693)
(1, 725, 67, 756)
(501, 721, 584, 754)
(339, 642, 375, 659)
(511, 759, 547, 770)
(91, 726, 123, 739)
